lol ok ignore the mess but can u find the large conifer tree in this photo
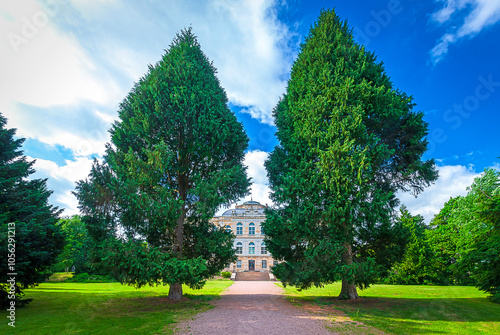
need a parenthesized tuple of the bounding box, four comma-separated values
(264, 10, 437, 299)
(75, 28, 249, 300)
(0, 113, 64, 306)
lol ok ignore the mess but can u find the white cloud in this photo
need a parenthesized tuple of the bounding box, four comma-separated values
(1, 0, 292, 154)
(241, 149, 272, 206)
(217, 150, 271, 215)
(29, 156, 94, 183)
(0, 0, 121, 156)
(398, 164, 481, 222)
(1, 0, 293, 214)
(0, 0, 121, 108)
(430, 0, 500, 64)
(27, 155, 95, 215)
(201, 0, 293, 125)
(56, 190, 80, 216)
(244, 150, 269, 185)
(64, 0, 293, 125)
(7, 105, 111, 156)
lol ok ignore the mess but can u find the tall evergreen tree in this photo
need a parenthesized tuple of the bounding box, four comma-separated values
(264, 10, 437, 299)
(75, 28, 249, 300)
(0, 113, 64, 307)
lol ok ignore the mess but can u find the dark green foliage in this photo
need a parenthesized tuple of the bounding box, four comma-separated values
(75, 28, 249, 299)
(264, 9, 436, 298)
(0, 113, 64, 307)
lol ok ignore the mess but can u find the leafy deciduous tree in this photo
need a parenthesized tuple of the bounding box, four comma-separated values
(387, 207, 434, 285)
(428, 168, 500, 301)
(53, 215, 92, 273)
(466, 177, 500, 302)
(428, 168, 500, 286)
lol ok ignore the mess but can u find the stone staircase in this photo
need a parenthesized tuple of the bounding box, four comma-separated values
(235, 271, 270, 281)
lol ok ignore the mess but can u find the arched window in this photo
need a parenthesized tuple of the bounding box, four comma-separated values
(249, 242, 255, 255)
(236, 242, 242, 254)
(249, 223, 255, 235)
(261, 242, 267, 255)
(236, 222, 243, 235)
(225, 225, 232, 233)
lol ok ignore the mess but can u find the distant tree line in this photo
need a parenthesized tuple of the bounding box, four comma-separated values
(385, 168, 500, 303)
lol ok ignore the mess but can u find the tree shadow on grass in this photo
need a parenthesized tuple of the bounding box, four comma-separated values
(304, 296, 500, 322)
(286, 295, 500, 335)
(100, 294, 221, 317)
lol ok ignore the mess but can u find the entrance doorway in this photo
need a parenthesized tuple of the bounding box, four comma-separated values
(248, 260, 255, 271)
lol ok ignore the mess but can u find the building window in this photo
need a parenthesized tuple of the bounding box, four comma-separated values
(261, 242, 267, 255)
(236, 222, 243, 235)
(236, 242, 242, 255)
(237, 260, 242, 268)
(262, 260, 267, 269)
(249, 223, 255, 235)
(261, 225, 265, 235)
(273, 260, 278, 267)
(225, 225, 232, 233)
(249, 242, 255, 255)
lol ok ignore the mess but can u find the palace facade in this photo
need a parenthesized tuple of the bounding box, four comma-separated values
(211, 200, 276, 272)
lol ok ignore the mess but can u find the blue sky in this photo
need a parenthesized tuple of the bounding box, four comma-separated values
(1, 0, 499, 221)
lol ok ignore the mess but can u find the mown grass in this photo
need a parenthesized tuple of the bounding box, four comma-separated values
(46, 272, 75, 282)
(281, 282, 500, 334)
(1, 278, 232, 334)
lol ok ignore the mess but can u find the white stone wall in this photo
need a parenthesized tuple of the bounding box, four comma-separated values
(213, 202, 278, 272)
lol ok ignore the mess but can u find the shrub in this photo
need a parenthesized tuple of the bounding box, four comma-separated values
(221, 271, 231, 279)
(66, 273, 115, 283)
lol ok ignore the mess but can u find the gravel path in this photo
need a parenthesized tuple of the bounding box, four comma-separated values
(177, 281, 336, 335)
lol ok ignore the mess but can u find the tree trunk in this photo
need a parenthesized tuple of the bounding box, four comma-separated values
(339, 278, 359, 300)
(168, 282, 183, 300)
(338, 243, 359, 300)
(169, 175, 186, 301)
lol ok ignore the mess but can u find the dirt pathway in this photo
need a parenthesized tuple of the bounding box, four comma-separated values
(177, 281, 336, 335)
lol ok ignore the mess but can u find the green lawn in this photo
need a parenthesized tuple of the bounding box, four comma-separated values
(1, 279, 232, 334)
(46, 272, 75, 282)
(281, 282, 500, 334)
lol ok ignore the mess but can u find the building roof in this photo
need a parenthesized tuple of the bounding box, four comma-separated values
(242, 200, 261, 205)
(217, 200, 267, 217)
(220, 208, 266, 216)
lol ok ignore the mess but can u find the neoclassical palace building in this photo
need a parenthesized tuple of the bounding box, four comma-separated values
(211, 200, 276, 272)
